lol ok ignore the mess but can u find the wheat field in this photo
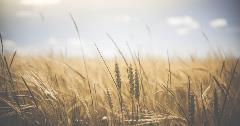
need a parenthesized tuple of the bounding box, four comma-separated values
(0, 37, 240, 126)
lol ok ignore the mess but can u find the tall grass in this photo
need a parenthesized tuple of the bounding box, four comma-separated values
(0, 37, 240, 125)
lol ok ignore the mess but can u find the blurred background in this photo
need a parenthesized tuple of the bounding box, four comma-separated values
(0, 0, 240, 58)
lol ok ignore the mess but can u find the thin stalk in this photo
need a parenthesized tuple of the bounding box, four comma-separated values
(69, 13, 94, 106)
(220, 57, 239, 120)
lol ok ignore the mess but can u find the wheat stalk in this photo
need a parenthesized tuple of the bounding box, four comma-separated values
(106, 88, 114, 126)
(213, 88, 220, 126)
(115, 62, 125, 125)
(134, 69, 140, 125)
(188, 76, 195, 126)
(128, 64, 135, 125)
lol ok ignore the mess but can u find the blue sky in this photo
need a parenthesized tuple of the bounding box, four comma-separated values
(0, 0, 240, 57)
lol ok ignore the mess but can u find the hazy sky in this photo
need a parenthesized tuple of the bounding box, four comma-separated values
(0, 0, 240, 57)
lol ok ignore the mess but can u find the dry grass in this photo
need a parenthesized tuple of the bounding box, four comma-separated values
(0, 41, 240, 126)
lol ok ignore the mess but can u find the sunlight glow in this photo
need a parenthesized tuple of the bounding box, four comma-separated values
(21, 0, 61, 6)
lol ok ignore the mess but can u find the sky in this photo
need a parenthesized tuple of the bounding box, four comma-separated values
(0, 0, 240, 58)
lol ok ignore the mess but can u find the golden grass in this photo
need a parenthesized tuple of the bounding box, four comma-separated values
(0, 49, 240, 126)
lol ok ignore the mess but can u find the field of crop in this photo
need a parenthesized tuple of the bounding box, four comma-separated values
(0, 36, 240, 126)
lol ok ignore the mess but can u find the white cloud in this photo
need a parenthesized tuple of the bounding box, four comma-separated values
(166, 16, 200, 35)
(210, 18, 228, 29)
(167, 16, 200, 29)
(21, 0, 61, 6)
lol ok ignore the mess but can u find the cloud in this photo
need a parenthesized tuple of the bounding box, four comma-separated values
(166, 16, 200, 35)
(21, 0, 61, 6)
(167, 16, 200, 29)
(210, 18, 228, 29)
